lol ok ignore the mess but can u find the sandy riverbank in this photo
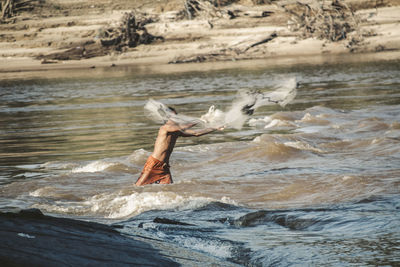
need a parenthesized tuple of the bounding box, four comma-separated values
(1, 0, 400, 78)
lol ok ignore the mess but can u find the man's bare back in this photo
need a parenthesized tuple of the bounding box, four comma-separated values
(135, 119, 223, 186)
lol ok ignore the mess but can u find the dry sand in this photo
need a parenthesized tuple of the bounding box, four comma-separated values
(0, 0, 400, 79)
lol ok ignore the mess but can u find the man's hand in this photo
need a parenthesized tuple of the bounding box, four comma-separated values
(216, 125, 226, 131)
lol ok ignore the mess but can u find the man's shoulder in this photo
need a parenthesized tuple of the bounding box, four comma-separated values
(161, 121, 181, 133)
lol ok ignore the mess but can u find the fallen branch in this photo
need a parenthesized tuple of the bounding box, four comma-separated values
(243, 32, 278, 52)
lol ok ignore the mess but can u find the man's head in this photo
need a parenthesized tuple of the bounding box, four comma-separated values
(168, 106, 178, 114)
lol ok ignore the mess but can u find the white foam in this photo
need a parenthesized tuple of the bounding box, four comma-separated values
(71, 160, 116, 173)
(248, 116, 272, 127)
(92, 191, 235, 219)
(342, 175, 354, 181)
(40, 161, 78, 170)
(284, 141, 325, 153)
(172, 235, 232, 259)
(32, 190, 236, 219)
(89, 191, 189, 218)
(29, 186, 54, 197)
(84, 192, 233, 219)
(299, 113, 314, 122)
(264, 119, 290, 129)
(249, 116, 296, 130)
(32, 191, 235, 219)
(296, 125, 328, 133)
(18, 233, 35, 239)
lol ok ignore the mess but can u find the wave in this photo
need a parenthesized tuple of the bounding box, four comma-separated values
(31, 190, 236, 219)
(29, 186, 84, 201)
(40, 161, 79, 170)
(297, 113, 331, 125)
(250, 134, 325, 159)
(248, 106, 337, 130)
(283, 141, 325, 153)
(71, 161, 118, 173)
(69, 149, 149, 173)
(249, 116, 297, 130)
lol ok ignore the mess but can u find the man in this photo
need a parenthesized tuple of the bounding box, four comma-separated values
(135, 107, 224, 186)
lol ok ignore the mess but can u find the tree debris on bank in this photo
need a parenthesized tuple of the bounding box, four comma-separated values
(99, 11, 164, 51)
(37, 11, 163, 62)
(184, 0, 240, 19)
(1, 0, 43, 22)
(280, 0, 371, 49)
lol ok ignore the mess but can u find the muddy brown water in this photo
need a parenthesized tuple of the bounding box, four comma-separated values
(1, 59, 399, 266)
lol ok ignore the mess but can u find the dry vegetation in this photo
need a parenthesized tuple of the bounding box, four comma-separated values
(1, 0, 400, 68)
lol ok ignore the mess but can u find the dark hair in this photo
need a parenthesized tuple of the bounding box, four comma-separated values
(168, 106, 178, 114)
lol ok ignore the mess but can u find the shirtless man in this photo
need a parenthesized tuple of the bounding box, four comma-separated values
(135, 108, 224, 186)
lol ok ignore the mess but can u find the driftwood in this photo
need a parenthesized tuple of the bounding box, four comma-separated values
(252, 0, 275, 4)
(169, 54, 208, 64)
(184, 0, 238, 19)
(243, 32, 278, 52)
(100, 12, 164, 50)
(281, 0, 362, 43)
(37, 41, 109, 61)
(169, 31, 278, 64)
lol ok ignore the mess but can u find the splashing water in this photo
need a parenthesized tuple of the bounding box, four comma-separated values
(145, 77, 297, 130)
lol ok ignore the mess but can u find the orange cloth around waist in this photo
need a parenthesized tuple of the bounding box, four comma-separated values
(138, 156, 172, 185)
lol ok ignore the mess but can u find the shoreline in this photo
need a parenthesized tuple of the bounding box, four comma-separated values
(1, 50, 400, 81)
(1, 1, 400, 80)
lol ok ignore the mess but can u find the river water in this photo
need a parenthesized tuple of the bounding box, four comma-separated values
(1, 59, 399, 266)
